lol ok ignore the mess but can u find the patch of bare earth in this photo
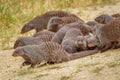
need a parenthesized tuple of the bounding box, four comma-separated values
(0, 2, 120, 80)
(0, 49, 120, 80)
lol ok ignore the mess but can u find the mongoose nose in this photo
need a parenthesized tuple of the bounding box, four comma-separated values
(12, 53, 18, 57)
(78, 41, 83, 46)
(88, 43, 95, 48)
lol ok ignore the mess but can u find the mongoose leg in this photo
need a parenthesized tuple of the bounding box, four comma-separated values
(100, 43, 111, 52)
(22, 61, 31, 66)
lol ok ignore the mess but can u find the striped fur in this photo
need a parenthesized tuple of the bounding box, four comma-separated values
(21, 11, 80, 33)
(14, 33, 55, 49)
(47, 16, 84, 32)
(33, 30, 55, 37)
(12, 41, 98, 67)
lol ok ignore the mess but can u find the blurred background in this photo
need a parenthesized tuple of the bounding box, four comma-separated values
(0, 0, 120, 50)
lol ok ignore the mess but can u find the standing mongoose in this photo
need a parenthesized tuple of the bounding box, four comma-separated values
(21, 10, 83, 33)
(94, 19, 120, 52)
(61, 28, 83, 53)
(51, 22, 91, 44)
(12, 42, 98, 67)
(95, 14, 114, 24)
(13, 33, 55, 49)
(47, 16, 84, 32)
(33, 30, 55, 37)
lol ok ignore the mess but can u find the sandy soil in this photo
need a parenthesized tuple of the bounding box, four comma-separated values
(0, 2, 120, 80)
(0, 49, 120, 80)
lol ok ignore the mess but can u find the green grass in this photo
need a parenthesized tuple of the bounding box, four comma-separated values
(77, 62, 100, 68)
(60, 76, 70, 80)
(91, 66, 104, 73)
(34, 73, 49, 79)
(44, 64, 63, 70)
(107, 62, 120, 68)
(0, 0, 119, 50)
(17, 68, 34, 76)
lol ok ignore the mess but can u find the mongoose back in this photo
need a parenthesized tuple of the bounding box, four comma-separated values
(51, 22, 91, 44)
(61, 28, 83, 53)
(33, 30, 55, 37)
(95, 14, 114, 24)
(14, 33, 55, 49)
(12, 41, 98, 67)
(47, 16, 84, 32)
(94, 19, 120, 52)
(21, 11, 80, 33)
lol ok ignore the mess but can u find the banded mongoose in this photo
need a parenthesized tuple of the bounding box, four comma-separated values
(51, 22, 91, 44)
(21, 10, 82, 33)
(61, 28, 83, 53)
(76, 34, 98, 50)
(33, 30, 55, 37)
(94, 19, 120, 52)
(14, 33, 54, 49)
(12, 42, 98, 67)
(95, 14, 114, 24)
(47, 16, 84, 32)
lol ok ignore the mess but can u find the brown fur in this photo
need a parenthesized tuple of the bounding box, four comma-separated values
(33, 30, 55, 37)
(21, 11, 80, 33)
(112, 13, 120, 18)
(12, 42, 98, 67)
(14, 33, 54, 49)
(62, 28, 83, 53)
(47, 16, 84, 32)
(95, 14, 114, 24)
(94, 19, 120, 52)
(51, 22, 91, 44)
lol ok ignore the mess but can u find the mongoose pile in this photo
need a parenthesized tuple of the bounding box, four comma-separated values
(13, 11, 120, 68)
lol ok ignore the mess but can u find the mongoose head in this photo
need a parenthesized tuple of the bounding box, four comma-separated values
(13, 37, 34, 49)
(14, 38, 25, 49)
(76, 34, 97, 49)
(12, 47, 25, 57)
(47, 17, 64, 32)
(95, 14, 113, 24)
(86, 36, 97, 48)
(21, 16, 41, 34)
(76, 36, 84, 47)
(21, 23, 35, 34)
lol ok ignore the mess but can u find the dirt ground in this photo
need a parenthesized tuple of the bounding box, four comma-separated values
(0, 2, 120, 80)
